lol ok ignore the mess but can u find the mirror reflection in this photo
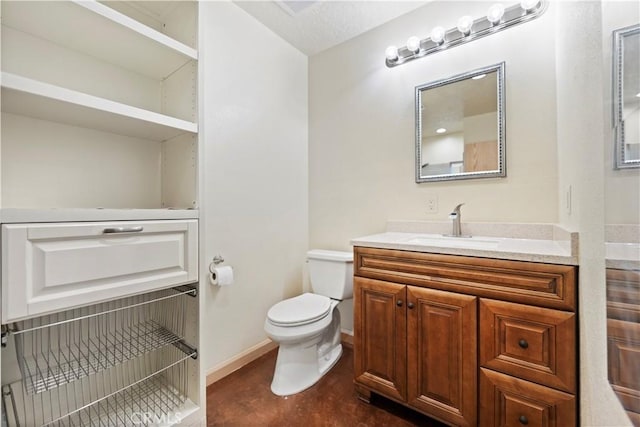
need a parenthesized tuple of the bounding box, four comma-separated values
(416, 63, 505, 182)
(614, 24, 640, 168)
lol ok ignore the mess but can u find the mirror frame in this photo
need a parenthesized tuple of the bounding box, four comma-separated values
(415, 62, 506, 183)
(613, 24, 640, 169)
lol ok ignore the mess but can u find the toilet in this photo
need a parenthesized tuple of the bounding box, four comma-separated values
(264, 249, 353, 396)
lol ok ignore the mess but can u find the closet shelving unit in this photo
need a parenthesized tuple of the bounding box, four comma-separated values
(0, 1, 203, 425)
(0, 0, 200, 222)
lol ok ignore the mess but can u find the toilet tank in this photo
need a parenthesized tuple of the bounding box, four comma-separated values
(307, 249, 353, 300)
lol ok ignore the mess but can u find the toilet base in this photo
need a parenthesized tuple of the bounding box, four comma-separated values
(268, 305, 343, 397)
(270, 342, 342, 397)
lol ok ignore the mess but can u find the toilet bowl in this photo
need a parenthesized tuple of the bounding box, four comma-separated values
(264, 250, 353, 396)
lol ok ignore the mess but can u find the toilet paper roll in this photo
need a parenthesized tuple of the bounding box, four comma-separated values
(210, 266, 234, 286)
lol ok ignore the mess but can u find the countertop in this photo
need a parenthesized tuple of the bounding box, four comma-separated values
(351, 222, 579, 265)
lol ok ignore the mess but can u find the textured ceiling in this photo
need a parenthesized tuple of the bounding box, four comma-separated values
(233, 1, 430, 56)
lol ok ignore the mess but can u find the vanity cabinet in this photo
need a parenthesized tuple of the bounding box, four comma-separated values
(607, 268, 640, 421)
(353, 246, 578, 427)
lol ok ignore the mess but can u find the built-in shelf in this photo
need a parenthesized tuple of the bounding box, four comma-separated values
(1, 72, 198, 141)
(1, 0, 197, 80)
(0, 208, 199, 224)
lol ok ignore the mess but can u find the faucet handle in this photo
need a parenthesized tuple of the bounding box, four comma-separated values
(452, 203, 465, 214)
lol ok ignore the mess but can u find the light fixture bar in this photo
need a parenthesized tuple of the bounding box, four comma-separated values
(386, 1, 547, 68)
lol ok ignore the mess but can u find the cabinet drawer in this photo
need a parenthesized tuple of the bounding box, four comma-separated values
(354, 247, 576, 310)
(480, 299, 575, 393)
(607, 269, 640, 322)
(2, 220, 198, 322)
(480, 368, 576, 427)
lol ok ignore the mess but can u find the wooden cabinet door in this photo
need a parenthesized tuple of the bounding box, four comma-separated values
(480, 368, 576, 427)
(608, 318, 640, 413)
(407, 286, 477, 426)
(354, 277, 407, 402)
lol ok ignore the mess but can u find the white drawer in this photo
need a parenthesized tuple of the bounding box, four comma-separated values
(2, 219, 198, 322)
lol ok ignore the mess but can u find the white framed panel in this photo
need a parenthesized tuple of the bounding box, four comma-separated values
(1, 219, 198, 322)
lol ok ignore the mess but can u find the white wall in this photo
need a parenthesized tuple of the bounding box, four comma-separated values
(309, 1, 559, 254)
(199, 1, 308, 373)
(422, 132, 463, 165)
(464, 111, 497, 144)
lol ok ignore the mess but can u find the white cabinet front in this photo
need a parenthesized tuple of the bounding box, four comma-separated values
(1, 219, 198, 322)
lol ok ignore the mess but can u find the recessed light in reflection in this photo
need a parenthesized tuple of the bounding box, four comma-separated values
(436, 128, 447, 134)
(472, 74, 486, 80)
(636, 92, 640, 98)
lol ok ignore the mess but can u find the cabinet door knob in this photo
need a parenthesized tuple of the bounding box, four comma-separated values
(518, 339, 529, 349)
(397, 300, 403, 307)
(519, 415, 529, 425)
(407, 302, 415, 309)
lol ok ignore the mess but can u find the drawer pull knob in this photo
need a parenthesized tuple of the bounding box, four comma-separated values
(519, 415, 529, 425)
(407, 302, 415, 309)
(518, 339, 529, 349)
(397, 300, 403, 307)
(103, 226, 144, 234)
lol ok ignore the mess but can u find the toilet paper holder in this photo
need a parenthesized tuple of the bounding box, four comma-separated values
(209, 255, 225, 273)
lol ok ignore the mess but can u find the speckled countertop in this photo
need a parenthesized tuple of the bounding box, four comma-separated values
(351, 221, 579, 266)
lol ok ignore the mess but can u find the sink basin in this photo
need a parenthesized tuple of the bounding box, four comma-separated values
(405, 235, 500, 250)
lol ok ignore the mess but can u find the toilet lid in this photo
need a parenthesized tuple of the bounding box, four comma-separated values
(267, 293, 332, 327)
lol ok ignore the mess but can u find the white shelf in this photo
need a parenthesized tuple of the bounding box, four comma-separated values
(0, 208, 199, 224)
(1, 72, 198, 141)
(1, 0, 197, 80)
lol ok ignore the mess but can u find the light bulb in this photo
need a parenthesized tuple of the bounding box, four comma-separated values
(436, 128, 447, 134)
(471, 74, 487, 80)
(407, 36, 421, 54)
(430, 26, 446, 44)
(457, 15, 474, 36)
(636, 92, 640, 98)
(520, 0, 539, 12)
(487, 4, 505, 24)
(385, 45, 399, 61)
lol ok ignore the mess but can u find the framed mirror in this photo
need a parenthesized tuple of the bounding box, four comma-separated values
(613, 24, 640, 169)
(415, 62, 505, 183)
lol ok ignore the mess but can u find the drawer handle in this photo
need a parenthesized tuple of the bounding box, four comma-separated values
(519, 415, 529, 425)
(397, 300, 403, 307)
(407, 302, 415, 309)
(518, 339, 529, 349)
(103, 226, 144, 234)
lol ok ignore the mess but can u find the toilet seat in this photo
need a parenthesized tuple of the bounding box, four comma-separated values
(267, 293, 331, 327)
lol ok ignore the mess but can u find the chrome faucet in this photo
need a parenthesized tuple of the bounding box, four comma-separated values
(446, 203, 467, 237)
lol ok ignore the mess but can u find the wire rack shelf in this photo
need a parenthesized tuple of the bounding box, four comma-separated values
(9, 286, 194, 396)
(3, 342, 194, 426)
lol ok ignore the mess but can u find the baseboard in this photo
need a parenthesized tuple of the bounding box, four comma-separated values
(206, 339, 278, 386)
(341, 332, 354, 349)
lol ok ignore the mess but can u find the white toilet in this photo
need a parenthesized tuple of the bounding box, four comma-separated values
(264, 249, 353, 396)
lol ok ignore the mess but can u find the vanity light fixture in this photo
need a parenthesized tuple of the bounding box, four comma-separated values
(457, 15, 474, 36)
(487, 4, 505, 25)
(520, 0, 540, 12)
(430, 26, 446, 44)
(385, 0, 547, 68)
(407, 36, 421, 54)
(436, 128, 447, 134)
(385, 45, 399, 62)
